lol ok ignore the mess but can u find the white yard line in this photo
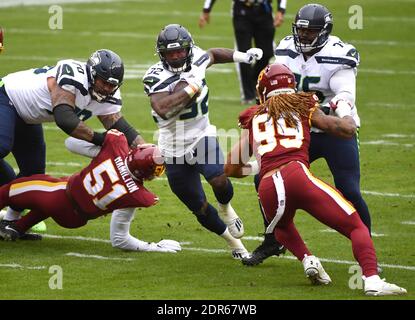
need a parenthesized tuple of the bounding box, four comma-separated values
(65, 252, 135, 261)
(401, 221, 415, 225)
(0, 263, 46, 270)
(5, 2, 415, 24)
(320, 229, 386, 237)
(38, 233, 415, 271)
(382, 134, 415, 138)
(0, 0, 165, 7)
(360, 140, 413, 148)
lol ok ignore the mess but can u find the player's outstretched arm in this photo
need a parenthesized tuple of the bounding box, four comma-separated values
(311, 108, 357, 139)
(224, 129, 253, 178)
(207, 48, 263, 65)
(110, 208, 181, 253)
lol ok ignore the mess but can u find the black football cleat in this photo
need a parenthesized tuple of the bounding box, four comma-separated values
(242, 233, 286, 266)
(0, 220, 42, 241)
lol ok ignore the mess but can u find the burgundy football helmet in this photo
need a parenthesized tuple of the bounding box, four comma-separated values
(0, 27, 4, 53)
(256, 63, 297, 104)
(126, 144, 165, 181)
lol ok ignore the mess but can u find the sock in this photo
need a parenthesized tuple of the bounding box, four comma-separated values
(364, 275, 381, 283)
(195, 203, 227, 235)
(220, 228, 246, 250)
(4, 207, 22, 221)
(217, 202, 238, 221)
(14, 210, 46, 233)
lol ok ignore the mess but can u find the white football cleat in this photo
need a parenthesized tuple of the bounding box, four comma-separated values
(217, 203, 244, 239)
(364, 276, 407, 296)
(231, 247, 250, 260)
(302, 255, 332, 285)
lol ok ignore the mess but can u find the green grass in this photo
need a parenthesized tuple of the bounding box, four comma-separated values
(0, 0, 414, 300)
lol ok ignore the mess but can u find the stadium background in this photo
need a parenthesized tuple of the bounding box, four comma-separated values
(0, 0, 414, 300)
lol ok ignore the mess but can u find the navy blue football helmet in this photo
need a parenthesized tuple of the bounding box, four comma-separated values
(87, 49, 124, 102)
(156, 24, 194, 74)
(292, 4, 333, 53)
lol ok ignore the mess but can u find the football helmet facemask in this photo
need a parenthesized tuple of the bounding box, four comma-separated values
(292, 4, 333, 53)
(156, 24, 194, 74)
(256, 63, 297, 104)
(126, 144, 165, 182)
(87, 49, 124, 102)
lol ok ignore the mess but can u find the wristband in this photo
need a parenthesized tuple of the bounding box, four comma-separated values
(184, 84, 199, 98)
(91, 131, 106, 146)
(232, 50, 248, 63)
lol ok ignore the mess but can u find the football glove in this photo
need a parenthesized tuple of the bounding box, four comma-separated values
(233, 48, 263, 64)
(246, 48, 263, 64)
(147, 239, 182, 253)
(329, 98, 353, 118)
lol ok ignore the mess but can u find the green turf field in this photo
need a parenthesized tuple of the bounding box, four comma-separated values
(0, 0, 414, 300)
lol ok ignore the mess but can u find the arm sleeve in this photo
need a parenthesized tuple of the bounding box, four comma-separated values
(65, 137, 101, 158)
(110, 208, 153, 251)
(329, 68, 356, 106)
(203, 0, 216, 12)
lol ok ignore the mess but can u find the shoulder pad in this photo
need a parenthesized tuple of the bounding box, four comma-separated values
(317, 36, 360, 68)
(275, 36, 299, 60)
(143, 62, 179, 95)
(238, 106, 258, 129)
(55, 59, 89, 96)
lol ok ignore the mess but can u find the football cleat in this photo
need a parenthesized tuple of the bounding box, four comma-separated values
(217, 203, 244, 239)
(364, 276, 407, 296)
(231, 248, 250, 260)
(302, 255, 332, 285)
(29, 221, 47, 233)
(0, 220, 42, 241)
(226, 218, 244, 239)
(241, 233, 286, 266)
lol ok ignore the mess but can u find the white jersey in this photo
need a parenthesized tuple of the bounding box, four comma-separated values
(143, 46, 216, 158)
(2, 59, 122, 124)
(274, 35, 360, 130)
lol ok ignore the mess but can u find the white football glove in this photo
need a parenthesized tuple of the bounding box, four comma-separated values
(147, 239, 182, 253)
(246, 48, 263, 64)
(329, 98, 353, 118)
(233, 48, 263, 65)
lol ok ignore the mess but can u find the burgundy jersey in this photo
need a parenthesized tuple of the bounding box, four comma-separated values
(68, 130, 158, 218)
(238, 96, 318, 179)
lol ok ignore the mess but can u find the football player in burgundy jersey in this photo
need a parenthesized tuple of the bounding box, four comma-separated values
(0, 49, 144, 238)
(0, 130, 181, 253)
(224, 64, 406, 296)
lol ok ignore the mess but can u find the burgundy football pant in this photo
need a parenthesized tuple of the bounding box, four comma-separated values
(0, 174, 87, 232)
(258, 161, 378, 277)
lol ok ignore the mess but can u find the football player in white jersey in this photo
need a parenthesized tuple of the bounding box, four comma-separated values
(243, 4, 373, 266)
(141, 24, 264, 259)
(0, 49, 144, 239)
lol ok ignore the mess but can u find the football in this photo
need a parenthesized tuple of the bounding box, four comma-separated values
(173, 80, 199, 107)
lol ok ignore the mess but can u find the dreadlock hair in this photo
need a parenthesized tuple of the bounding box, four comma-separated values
(253, 92, 316, 128)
